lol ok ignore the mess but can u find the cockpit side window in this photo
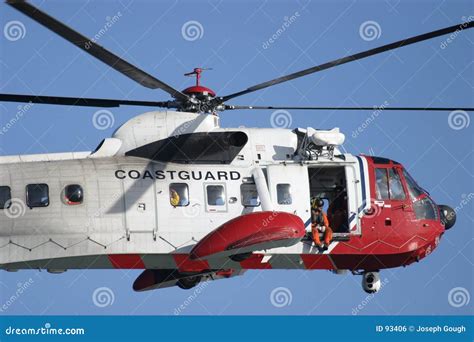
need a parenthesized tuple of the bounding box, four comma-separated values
(388, 169, 405, 200)
(375, 168, 389, 200)
(402, 169, 424, 200)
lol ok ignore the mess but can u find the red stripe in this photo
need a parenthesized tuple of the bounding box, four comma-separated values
(239, 254, 272, 269)
(108, 254, 145, 269)
(173, 254, 209, 272)
(300, 254, 334, 270)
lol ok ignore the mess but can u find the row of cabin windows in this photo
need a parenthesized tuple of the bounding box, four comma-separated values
(0, 182, 293, 210)
(0, 184, 83, 209)
(169, 182, 293, 207)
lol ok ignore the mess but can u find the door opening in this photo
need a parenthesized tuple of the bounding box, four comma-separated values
(308, 166, 349, 235)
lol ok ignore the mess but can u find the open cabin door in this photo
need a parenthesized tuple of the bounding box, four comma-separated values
(122, 172, 158, 239)
(266, 164, 310, 221)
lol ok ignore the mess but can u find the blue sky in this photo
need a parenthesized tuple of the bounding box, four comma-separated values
(0, 0, 472, 315)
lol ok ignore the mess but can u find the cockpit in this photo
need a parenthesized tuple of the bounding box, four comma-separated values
(371, 156, 441, 223)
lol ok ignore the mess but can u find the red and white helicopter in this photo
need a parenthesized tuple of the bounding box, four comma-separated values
(0, 1, 471, 293)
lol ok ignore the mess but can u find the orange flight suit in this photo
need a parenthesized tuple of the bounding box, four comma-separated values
(311, 211, 333, 246)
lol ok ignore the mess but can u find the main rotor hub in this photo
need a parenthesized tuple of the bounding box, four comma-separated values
(182, 67, 216, 99)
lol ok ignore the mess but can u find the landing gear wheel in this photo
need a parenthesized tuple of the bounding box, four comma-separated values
(176, 276, 201, 290)
(362, 271, 381, 294)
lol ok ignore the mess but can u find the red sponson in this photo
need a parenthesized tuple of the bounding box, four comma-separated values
(190, 211, 305, 260)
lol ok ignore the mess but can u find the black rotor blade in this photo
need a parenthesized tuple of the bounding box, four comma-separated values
(6, 0, 188, 101)
(220, 21, 474, 102)
(224, 105, 474, 111)
(0, 93, 175, 108)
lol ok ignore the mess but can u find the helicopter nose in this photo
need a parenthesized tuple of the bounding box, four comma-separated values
(439, 205, 456, 230)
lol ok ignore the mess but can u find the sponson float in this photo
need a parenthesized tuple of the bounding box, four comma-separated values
(0, 1, 467, 293)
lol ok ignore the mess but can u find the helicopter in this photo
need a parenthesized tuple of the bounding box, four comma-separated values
(0, 0, 471, 293)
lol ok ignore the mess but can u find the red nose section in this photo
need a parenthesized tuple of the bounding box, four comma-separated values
(190, 211, 305, 260)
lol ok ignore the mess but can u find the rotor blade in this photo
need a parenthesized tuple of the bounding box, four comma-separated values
(224, 105, 474, 111)
(6, 0, 189, 101)
(220, 21, 474, 102)
(0, 93, 175, 108)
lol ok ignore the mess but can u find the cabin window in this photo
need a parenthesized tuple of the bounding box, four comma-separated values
(206, 185, 226, 206)
(277, 183, 292, 205)
(241, 183, 260, 207)
(375, 168, 389, 200)
(62, 184, 84, 205)
(0, 186, 11, 209)
(26, 184, 49, 208)
(169, 183, 189, 207)
(388, 169, 405, 200)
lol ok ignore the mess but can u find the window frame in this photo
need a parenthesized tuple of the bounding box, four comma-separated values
(0, 186, 12, 209)
(240, 183, 261, 208)
(204, 183, 227, 212)
(26, 183, 50, 208)
(62, 184, 84, 206)
(276, 183, 292, 205)
(169, 182, 190, 207)
(387, 168, 406, 201)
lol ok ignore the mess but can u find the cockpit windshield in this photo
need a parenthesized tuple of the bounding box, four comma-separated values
(402, 169, 438, 220)
(402, 169, 425, 200)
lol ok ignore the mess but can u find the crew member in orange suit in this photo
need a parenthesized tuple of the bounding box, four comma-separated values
(311, 198, 333, 251)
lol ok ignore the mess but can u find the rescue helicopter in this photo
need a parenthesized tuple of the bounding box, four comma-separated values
(0, 0, 471, 293)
